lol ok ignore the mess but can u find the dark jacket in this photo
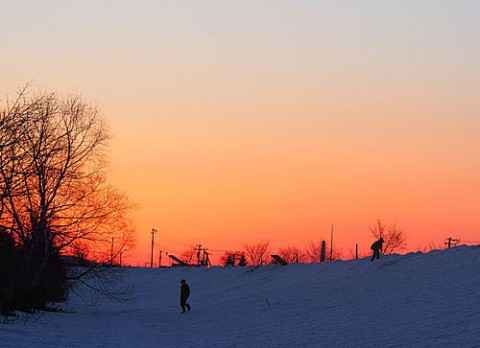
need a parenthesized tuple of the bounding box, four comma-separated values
(371, 238, 384, 252)
(180, 283, 190, 301)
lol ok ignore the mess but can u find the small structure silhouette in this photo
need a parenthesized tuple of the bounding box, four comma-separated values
(271, 254, 288, 266)
(168, 255, 188, 267)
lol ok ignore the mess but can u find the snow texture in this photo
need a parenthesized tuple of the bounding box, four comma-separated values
(2, 246, 480, 347)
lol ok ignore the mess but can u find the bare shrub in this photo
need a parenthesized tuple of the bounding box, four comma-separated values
(370, 219, 407, 255)
(244, 240, 270, 266)
(278, 246, 305, 263)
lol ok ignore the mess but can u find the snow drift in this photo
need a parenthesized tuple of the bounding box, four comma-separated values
(3, 246, 480, 347)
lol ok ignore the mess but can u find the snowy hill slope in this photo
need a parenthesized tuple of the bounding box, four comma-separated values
(3, 246, 480, 347)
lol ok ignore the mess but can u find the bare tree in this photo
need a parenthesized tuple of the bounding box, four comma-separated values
(238, 252, 247, 266)
(0, 87, 136, 310)
(220, 251, 242, 267)
(428, 241, 444, 251)
(278, 246, 305, 263)
(180, 247, 197, 265)
(346, 247, 367, 260)
(303, 239, 343, 262)
(304, 239, 324, 263)
(328, 246, 344, 261)
(370, 219, 407, 255)
(243, 240, 270, 266)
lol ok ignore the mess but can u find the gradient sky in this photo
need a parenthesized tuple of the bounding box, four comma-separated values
(1, 1, 479, 265)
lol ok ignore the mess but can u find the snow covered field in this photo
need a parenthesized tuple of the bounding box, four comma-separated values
(2, 246, 480, 347)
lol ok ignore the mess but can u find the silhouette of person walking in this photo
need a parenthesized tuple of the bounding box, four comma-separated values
(180, 279, 191, 313)
(370, 237, 384, 261)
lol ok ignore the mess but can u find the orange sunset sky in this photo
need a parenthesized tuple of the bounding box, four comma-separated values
(1, 1, 479, 266)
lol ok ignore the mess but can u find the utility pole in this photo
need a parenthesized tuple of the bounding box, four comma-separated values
(196, 244, 202, 266)
(203, 249, 211, 267)
(194, 244, 211, 267)
(330, 223, 334, 261)
(158, 250, 166, 268)
(150, 228, 157, 268)
(445, 237, 460, 248)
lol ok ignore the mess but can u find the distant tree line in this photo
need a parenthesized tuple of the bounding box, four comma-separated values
(179, 239, 344, 267)
(178, 219, 408, 267)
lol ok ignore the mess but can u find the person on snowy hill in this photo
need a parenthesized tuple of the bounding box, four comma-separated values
(180, 279, 191, 313)
(370, 237, 384, 261)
